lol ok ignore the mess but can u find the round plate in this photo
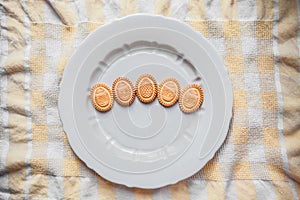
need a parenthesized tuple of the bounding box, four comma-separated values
(58, 14, 233, 189)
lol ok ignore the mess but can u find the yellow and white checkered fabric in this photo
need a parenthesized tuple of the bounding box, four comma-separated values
(0, 0, 300, 199)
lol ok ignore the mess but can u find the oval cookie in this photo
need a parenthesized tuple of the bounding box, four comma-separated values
(90, 83, 113, 112)
(179, 84, 204, 113)
(135, 74, 157, 103)
(112, 77, 135, 106)
(158, 78, 180, 107)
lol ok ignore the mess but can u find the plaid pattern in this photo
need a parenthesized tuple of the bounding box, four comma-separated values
(1, 0, 300, 199)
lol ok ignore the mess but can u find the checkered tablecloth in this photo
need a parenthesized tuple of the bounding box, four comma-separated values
(0, 0, 300, 199)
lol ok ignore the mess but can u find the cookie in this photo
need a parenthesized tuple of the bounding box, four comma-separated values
(112, 77, 135, 106)
(135, 74, 157, 103)
(158, 78, 180, 107)
(90, 83, 113, 112)
(179, 84, 204, 113)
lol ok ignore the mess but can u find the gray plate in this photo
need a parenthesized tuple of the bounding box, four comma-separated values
(58, 14, 233, 189)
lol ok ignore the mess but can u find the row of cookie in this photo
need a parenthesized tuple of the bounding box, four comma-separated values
(90, 74, 204, 113)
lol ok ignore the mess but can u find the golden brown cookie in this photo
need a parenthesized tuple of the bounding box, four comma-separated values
(90, 83, 113, 112)
(179, 84, 204, 113)
(135, 74, 157, 103)
(158, 78, 180, 107)
(112, 77, 135, 106)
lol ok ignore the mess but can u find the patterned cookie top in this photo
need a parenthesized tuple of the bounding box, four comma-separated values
(158, 78, 180, 107)
(135, 74, 157, 103)
(90, 83, 113, 112)
(179, 84, 204, 113)
(112, 77, 135, 106)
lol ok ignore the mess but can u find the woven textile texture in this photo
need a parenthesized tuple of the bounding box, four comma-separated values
(0, 0, 300, 199)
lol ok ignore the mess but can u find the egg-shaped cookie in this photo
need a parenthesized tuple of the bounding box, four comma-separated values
(179, 84, 204, 113)
(112, 77, 135, 106)
(135, 74, 157, 103)
(90, 83, 113, 112)
(158, 78, 180, 107)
